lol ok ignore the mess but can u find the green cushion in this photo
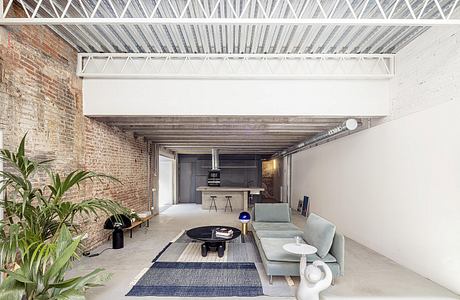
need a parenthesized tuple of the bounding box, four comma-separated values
(308, 253, 336, 264)
(260, 237, 337, 263)
(303, 213, 336, 259)
(254, 203, 291, 222)
(252, 222, 300, 232)
(256, 230, 304, 238)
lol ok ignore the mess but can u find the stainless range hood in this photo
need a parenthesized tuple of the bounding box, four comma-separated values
(208, 149, 221, 186)
(211, 148, 220, 170)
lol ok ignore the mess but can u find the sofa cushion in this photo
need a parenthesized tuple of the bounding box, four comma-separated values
(302, 213, 336, 258)
(252, 222, 300, 232)
(259, 237, 337, 263)
(256, 230, 304, 239)
(307, 253, 337, 264)
(254, 203, 291, 222)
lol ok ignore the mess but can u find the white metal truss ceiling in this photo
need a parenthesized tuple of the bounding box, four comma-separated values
(3, 0, 459, 54)
(77, 53, 395, 78)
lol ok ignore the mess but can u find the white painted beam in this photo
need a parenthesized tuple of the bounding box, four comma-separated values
(83, 77, 389, 116)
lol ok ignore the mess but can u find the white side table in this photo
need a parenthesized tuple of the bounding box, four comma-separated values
(283, 243, 317, 275)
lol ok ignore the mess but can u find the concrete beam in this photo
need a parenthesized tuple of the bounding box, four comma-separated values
(158, 138, 302, 144)
(140, 132, 316, 136)
(113, 124, 340, 130)
(94, 116, 347, 124)
(132, 129, 327, 134)
(90, 115, 368, 155)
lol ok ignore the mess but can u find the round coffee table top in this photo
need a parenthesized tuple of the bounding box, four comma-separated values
(186, 225, 241, 242)
(283, 243, 317, 255)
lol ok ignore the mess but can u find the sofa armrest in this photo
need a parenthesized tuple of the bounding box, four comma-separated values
(330, 232, 345, 276)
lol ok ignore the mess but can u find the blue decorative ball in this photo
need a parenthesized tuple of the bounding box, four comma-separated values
(239, 211, 251, 223)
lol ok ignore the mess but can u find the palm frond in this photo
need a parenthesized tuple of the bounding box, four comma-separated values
(0, 275, 26, 300)
(0, 134, 126, 298)
(47, 170, 121, 203)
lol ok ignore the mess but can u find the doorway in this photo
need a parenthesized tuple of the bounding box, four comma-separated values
(159, 155, 174, 212)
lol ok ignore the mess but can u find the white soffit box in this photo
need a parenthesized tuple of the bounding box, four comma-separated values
(83, 79, 389, 117)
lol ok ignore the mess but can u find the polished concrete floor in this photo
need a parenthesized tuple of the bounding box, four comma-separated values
(70, 204, 459, 300)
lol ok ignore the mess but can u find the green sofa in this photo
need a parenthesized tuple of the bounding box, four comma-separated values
(251, 203, 344, 283)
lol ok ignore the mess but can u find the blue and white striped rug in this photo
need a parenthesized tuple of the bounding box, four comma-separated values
(127, 262, 263, 297)
(127, 231, 295, 297)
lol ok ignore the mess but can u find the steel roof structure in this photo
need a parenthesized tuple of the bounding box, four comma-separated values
(2, 0, 459, 154)
(2, 0, 459, 54)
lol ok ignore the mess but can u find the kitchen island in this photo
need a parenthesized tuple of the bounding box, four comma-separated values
(196, 186, 265, 211)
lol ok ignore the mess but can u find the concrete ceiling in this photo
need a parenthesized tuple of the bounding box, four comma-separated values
(93, 115, 358, 155)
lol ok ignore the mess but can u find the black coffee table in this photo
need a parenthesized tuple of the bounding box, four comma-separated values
(186, 226, 241, 257)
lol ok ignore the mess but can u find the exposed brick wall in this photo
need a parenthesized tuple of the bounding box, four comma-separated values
(84, 118, 149, 213)
(0, 24, 84, 177)
(83, 119, 149, 249)
(0, 5, 150, 249)
(373, 25, 460, 127)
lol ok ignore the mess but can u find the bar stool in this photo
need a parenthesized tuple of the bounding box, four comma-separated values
(224, 196, 233, 212)
(209, 195, 218, 212)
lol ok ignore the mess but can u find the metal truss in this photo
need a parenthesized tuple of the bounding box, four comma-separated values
(77, 53, 395, 79)
(1, 0, 460, 26)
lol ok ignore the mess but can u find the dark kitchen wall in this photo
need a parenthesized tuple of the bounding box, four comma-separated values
(178, 154, 263, 204)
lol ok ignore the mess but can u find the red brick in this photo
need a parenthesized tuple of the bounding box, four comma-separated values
(0, 3, 150, 250)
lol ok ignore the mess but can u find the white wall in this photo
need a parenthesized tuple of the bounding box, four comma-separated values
(291, 26, 460, 294)
(159, 156, 174, 206)
(83, 78, 389, 117)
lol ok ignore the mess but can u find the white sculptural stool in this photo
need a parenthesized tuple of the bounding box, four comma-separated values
(283, 243, 332, 300)
(297, 259, 332, 300)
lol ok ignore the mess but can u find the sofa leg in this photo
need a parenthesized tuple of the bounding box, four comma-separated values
(269, 275, 273, 285)
(331, 278, 335, 286)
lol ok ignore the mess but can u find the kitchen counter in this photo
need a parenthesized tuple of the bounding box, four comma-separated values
(197, 186, 264, 211)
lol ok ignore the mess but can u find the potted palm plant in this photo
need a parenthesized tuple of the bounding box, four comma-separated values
(0, 135, 130, 299)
